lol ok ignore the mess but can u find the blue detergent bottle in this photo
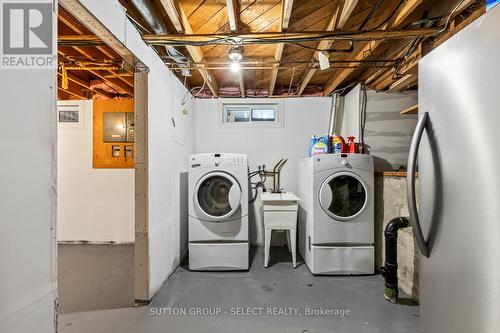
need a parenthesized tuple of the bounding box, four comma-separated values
(308, 135, 317, 157)
(311, 135, 330, 156)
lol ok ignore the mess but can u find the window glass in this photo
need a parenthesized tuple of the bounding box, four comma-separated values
(251, 108, 276, 121)
(226, 108, 250, 122)
(59, 110, 79, 123)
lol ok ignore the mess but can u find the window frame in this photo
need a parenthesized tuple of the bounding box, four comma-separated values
(219, 100, 283, 129)
(57, 101, 84, 130)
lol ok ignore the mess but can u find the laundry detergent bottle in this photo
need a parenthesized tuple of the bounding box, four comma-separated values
(308, 135, 317, 157)
(331, 135, 346, 153)
(311, 135, 330, 156)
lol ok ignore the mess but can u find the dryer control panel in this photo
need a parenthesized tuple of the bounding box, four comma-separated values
(190, 153, 247, 169)
(312, 153, 373, 173)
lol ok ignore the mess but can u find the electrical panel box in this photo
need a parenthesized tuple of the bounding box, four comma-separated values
(103, 112, 134, 142)
(93, 99, 135, 169)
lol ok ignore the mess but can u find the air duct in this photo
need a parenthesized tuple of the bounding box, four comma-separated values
(328, 93, 339, 136)
(129, 0, 191, 76)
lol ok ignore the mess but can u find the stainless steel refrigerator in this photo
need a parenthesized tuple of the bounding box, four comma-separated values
(406, 5, 500, 333)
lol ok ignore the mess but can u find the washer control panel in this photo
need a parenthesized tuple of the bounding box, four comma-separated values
(190, 153, 247, 169)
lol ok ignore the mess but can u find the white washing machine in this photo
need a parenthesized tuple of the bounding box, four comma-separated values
(298, 154, 374, 275)
(188, 153, 249, 270)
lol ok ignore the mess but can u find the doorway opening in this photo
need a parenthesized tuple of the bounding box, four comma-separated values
(56, 6, 143, 313)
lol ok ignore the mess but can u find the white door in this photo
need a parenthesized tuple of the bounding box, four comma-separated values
(194, 172, 242, 221)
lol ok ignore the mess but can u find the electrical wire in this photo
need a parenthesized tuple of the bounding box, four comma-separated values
(438, 0, 466, 34)
(359, 0, 384, 31)
(358, 84, 368, 153)
(370, 0, 405, 30)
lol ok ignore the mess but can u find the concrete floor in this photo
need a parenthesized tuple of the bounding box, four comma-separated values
(58, 244, 135, 313)
(58, 245, 420, 333)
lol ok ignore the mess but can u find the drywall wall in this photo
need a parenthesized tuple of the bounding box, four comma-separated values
(79, 0, 194, 298)
(340, 85, 418, 171)
(57, 100, 135, 243)
(193, 97, 332, 244)
(0, 7, 57, 333)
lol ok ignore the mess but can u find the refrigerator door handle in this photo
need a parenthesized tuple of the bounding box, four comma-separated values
(407, 112, 430, 258)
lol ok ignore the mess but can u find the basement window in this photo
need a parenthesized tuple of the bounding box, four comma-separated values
(57, 102, 84, 130)
(221, 103, 282, 128)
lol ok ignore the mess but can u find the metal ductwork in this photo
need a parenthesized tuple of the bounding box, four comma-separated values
(129, 0, 191, 76)
(328, 93, 339, 136)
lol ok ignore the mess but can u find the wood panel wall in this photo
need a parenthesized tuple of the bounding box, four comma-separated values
(93, 99, 135, 168)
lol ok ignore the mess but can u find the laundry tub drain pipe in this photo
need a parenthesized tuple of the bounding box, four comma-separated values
(382, 217, 410, 304)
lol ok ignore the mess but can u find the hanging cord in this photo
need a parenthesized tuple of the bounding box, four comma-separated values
(288, 67, 296, 95)
(358, 84, 368, 153)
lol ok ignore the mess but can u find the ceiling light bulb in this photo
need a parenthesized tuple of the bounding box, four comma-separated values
(230, 60, 241, 72)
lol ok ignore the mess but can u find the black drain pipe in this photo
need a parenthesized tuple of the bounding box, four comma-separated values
(382, 217, 410, 304)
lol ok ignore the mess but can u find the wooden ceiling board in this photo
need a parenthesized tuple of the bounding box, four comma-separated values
(187, 0, 228, 33)
(181, 0, 206, 18)
(288, 0, 337, 28)
(192, 2, 230, 33)
(287, 1, 338, 32)
(239, 1, 281, 33)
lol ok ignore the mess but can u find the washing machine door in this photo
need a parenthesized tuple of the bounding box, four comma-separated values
(319, 171, 368, 221)
(194, 171, 242, 221)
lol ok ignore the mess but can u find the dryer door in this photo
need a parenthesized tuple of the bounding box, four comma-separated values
(194, 171, 242, 222)
(319, 172, 368, 221)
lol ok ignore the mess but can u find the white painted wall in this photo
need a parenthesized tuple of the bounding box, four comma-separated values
(194, 97, 331, 244)
(57, 100, 135, 243)
(340, 84, 361, 138)
(79, 0, 194, 297)
(340, 85, 418, 171)
(0, 7, 56, 333)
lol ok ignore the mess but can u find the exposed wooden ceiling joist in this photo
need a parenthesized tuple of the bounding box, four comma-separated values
(324, 40, 383, 95)
(226, 0, 239, 33)
(323, 0, 428, 96)
(160, 0, 219, 96)
(297, 2, 341, 96)
(58, 3, 134, 97)
(364, 0, 484, 92)
(225, 0, 244, 95)
(392, 0, 424, 28)
(58, 86, 85, 100)
(388, 73, 417, 91)
(269, 0, 294, 96)
(58, 70, 113, 99)
(337, 0, 360, 30)
(59, 0, 137, 67)
(238, 73, 245, 97)
(159, 0, 184, 32)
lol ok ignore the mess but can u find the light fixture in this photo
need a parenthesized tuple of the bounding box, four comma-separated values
(230, 60, 241, 72)
(228, 45, 243, 73)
